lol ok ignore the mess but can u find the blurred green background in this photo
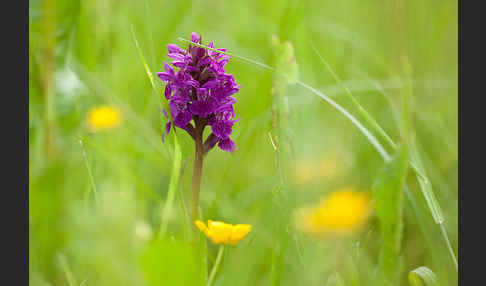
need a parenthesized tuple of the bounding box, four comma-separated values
(29, 0, 457, 285)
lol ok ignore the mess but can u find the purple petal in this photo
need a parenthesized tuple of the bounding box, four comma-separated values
(191, 32, 201, 43)
(187, 79, 200, 88)
(161, 121, 171, 143)
(168, 53, 185, 61)
(166, 121, 172, 134)
(167, 44, 182, 53)
(164, 62, 174, 75)
(172, 61, 186, 68)
(213, 97, 236, 114)
(189, 99, 215, 118)
(211, 119, 235, 138)
(164, 85, 172, 99)
(202, 79, 219, 89)
(157, 72, 172, 82)
(218, 137, 236, 152)
(185, 66, 199, 73)
(174, 110, 192, 128)
(171, 90, 191, 103)
(205, 133, 219, 150)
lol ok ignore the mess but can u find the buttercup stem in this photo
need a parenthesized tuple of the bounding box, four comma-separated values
(191, 119, 205, 221)
(207, 245, 225, 286)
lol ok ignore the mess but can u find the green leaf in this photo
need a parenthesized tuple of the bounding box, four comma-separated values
(372, 145, 409, 284)
(408, 266, 438, 286)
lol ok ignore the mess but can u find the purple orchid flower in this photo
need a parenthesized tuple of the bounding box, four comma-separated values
(156, 32, 240, 153)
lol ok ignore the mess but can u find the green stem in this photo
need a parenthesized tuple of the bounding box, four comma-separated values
(207, 245, 225, 286)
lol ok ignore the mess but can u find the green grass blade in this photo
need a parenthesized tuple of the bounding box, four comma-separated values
(160, 133, 182, 236)
(131, 25, 157, 94)
(131, 25, 172, 122)
(372, 145, 409, 284)
(294, 80, 391, 161)
(408, 266, 438, 286)
(410, 145, 444, 224)
(311, 42, 396, 150)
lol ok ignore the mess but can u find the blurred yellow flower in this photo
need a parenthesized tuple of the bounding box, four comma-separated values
(294, 188, 371, 238)
(294, 151, 350, 185)
(86, 106, 121, 132)
(194, 220, 252, 246)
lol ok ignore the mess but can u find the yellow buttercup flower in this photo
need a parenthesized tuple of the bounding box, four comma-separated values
(194, 220, 252, 246)
(86, 106, 121, 132)
(294, 188, 371, 238)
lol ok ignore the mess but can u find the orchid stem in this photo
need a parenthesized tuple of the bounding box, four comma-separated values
(207, 245, 225, 286)
(191, 119, 205, 221)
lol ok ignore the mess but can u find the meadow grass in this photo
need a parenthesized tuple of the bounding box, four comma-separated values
(29, 0, 457, 285)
